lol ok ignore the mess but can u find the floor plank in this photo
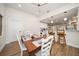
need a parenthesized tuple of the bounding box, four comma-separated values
(0, 41, 79, 56)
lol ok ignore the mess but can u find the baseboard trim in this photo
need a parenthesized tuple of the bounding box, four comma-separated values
(6, 40, 17, 44)
(67, 43, 79, 48)
(0, 43, 6, 52)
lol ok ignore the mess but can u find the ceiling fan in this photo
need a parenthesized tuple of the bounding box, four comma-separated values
(32, 3, 48, 7)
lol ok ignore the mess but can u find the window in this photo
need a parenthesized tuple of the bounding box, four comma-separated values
(0, 14, 2, 36)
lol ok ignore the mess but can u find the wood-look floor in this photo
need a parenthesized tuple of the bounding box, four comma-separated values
(51, 42, 79, 56)
(0, 41, 79, 56)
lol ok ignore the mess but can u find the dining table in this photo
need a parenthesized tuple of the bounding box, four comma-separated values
(22, 36, 41, 56)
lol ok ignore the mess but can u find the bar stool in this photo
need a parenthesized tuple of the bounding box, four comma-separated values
(57, 32, 66, 45)
(57, 27, 66, 45)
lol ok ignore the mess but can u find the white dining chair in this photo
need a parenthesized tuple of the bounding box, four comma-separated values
(16, 32, 27, 56)
(35, 35, 54, 56)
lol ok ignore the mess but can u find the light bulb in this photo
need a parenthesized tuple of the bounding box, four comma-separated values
(64, 18, 67, 21)
(18, 4, 22, 7)
(51, 21, 53, 23)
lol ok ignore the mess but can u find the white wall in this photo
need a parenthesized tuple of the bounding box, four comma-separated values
(66, 31, 79, 48)
(5, 7, 40, 44)
(0, 4, 6, 51)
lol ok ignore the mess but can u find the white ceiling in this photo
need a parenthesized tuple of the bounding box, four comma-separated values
(5, 3, 71, 16)
(41, 7, 78, 25)
(5, 3, 79, 25)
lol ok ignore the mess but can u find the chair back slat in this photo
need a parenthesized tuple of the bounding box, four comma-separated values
(41, 35, 54, 56)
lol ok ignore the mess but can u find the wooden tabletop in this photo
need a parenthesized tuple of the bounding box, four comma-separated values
(23, 40, 41, 55)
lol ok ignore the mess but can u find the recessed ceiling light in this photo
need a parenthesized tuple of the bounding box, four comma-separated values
(64, 17, 67, 21)
(18, 4, 22, 7)
(51, 21, 53, 23)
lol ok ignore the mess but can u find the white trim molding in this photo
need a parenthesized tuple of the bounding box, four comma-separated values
(67, 43, 79, 48)
(0, 43, 6, 52)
